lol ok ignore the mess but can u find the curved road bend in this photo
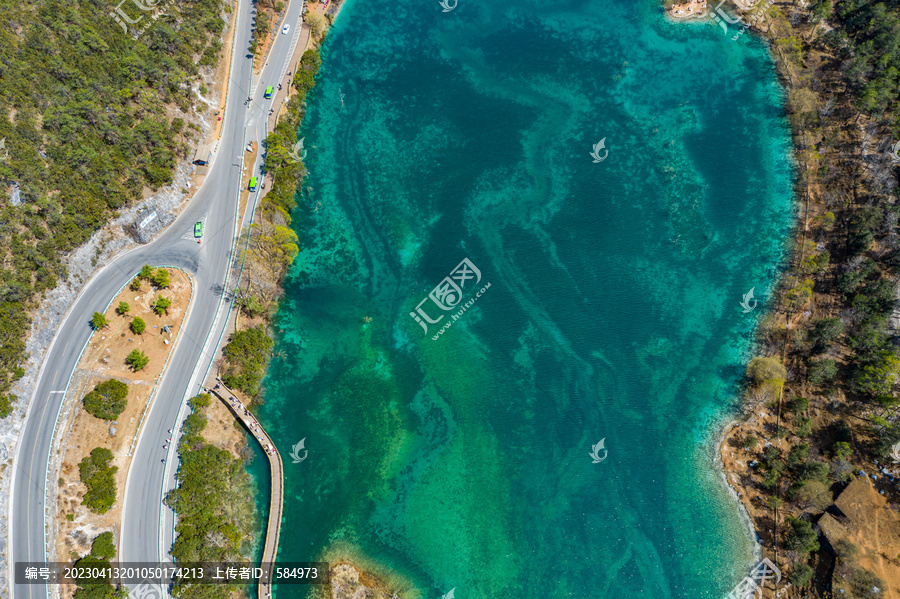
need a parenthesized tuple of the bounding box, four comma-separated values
(9, 0, 306, 595)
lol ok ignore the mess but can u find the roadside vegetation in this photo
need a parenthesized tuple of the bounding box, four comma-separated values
(90, 312, 108, 330)
(72, 532, 120, 599)
(131, 316, 146, 335)
(0, 0, 226, 418)
(126, 349, 150, 371)
(725, 0, 900, 592)
(221, 326, 273, 397)
(250, 0, 286, 59)
(165, 394, 257, 597)
(78, 448, 117, 514)
(82, 379, 128, 421)
(153, 295, 172, 315)
(227, 46, 325, 402)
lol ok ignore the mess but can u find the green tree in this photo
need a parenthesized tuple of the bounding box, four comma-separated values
(798, 460, 831, 484)
(783, 278, 815, 310)
(125, 350, 149, 372)
(787, 396, 809, 414)
(82, 379, 128, 421)
(852, 279, 897, 319)
(301, 48, 322, 73)
(116, 302, 129, 316)
(293, 69, 316, 94)
(130, 317, 146, 335)
(809, 317, 844, 351)
(129, 278, 142, 292)
(0, 396, 12, 419)
(151, 268, 170, 289)
(837, 258, 876, 299)
(153, 296, 171, 316)
(761, 467, 781, 489)
(221, 326, 273, 397)
(851, 351, 900, 395)
(784, 517, 820, 554)
(745, 434, 759, 450)
(788, 563, 814, 588)
(91, 312, 108, 330)
(747, 356, 787, 385)
(90, 532, 116, 561)
(832, 441, 852, 460)
(848, 319, 887, 358)
(78, 448, 117, 514)
(848, 206, 883, 254)
(796, 480, 833, 511)
(139, 265, 154, 280)
(305, 11, 325, 40)
(808, 358, 837, 386)
(72, 532, 118, 599)
(776, 36, 804, 65)
(787, 443, 811, 468)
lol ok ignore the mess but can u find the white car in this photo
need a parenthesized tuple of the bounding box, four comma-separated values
(282, 24, 290, 34)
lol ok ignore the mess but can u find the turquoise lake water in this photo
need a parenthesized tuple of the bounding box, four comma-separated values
(251, 0, 795, 596)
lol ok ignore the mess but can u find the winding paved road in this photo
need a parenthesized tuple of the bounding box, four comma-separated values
(8, 0, 305, 596)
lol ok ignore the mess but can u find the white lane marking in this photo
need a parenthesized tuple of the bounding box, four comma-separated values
(48, 391, 65, 394)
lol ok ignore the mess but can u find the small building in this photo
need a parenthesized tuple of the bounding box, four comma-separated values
(670, 0, 707, 16)
(193, 143, 214, 166)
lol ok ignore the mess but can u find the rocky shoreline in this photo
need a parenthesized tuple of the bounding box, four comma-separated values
(661, 0, 900, 595)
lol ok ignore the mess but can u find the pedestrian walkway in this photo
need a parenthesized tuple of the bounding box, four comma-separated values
(269, 22, 312, 133)
(209, 379, 284, 599)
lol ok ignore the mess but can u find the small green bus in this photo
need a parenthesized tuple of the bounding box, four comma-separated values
(249, 176, 258, 192)
(264, 86, 274, 99)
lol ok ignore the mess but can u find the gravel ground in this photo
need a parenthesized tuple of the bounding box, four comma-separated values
(0, 90, 218, 596)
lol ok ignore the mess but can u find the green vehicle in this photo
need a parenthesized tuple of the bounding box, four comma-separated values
(249, 176, 258, 192)
(264, 86, 274, 99)
(194, 221, 203, 238)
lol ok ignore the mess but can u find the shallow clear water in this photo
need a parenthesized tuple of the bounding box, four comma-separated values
(251, 0, 795, 596)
